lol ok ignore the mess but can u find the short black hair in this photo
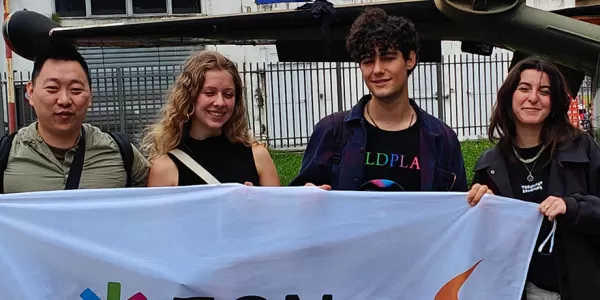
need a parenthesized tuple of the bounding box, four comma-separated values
(31, 42, 91, 87)
(345, 7, 420, 72)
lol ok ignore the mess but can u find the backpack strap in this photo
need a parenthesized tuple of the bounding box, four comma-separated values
(106, 132, 134, 187)
(64, 127, 87, 190)
(331, 110, 350, 165)
(0, 132, 17, 194)
(168, 149, 221, 185)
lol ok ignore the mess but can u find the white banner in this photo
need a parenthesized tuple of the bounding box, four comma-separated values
(0, 184, 542, 300)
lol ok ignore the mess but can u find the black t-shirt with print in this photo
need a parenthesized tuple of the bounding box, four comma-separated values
(508, 144, 559, 293)
(361, 119, 421, 192)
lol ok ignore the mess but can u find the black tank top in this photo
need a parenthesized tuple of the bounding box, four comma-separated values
(167, 133, 260, 186)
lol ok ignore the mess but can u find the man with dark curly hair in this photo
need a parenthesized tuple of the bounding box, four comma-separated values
(290, 7, 467, 192)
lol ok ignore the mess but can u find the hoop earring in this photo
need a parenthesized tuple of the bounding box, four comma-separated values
(186, 104, 195, 118)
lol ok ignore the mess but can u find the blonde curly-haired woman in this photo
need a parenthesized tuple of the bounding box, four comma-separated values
(141, 51, 280, 187)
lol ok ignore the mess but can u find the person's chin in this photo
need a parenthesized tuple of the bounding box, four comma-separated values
(518, 112, 545, 122)
(519, 118, 544, 126)
(206, 121, 227, 131)
(52, 124, 79, 134)
(372, 92, 397, 102)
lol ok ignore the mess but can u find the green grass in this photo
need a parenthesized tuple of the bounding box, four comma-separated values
(270, 139, 494, 186)
(461, 139, 494, 183)
(270, 150, 304, 186)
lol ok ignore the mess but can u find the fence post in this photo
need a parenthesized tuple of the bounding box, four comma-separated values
(3, 0, 16, 134)
(116, 67, 125, 132)
(258, 63, 269, 145)
(335, 62, 343, 112)
(436, 56, 445, 121)
(593, 54, 600, 131)
(0, 74, 5, 135)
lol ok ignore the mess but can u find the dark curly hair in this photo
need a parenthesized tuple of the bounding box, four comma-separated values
(345, 7, 420, 74)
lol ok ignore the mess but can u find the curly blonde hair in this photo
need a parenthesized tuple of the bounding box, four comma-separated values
(141, 50, 253, 162)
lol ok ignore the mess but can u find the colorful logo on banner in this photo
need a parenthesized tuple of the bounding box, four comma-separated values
(80, 282, 146, 300)
(77, 260, 481, 300)
(435, 259, 483, 300)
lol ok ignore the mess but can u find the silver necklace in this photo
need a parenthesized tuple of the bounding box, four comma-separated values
(366, 102, 414, 129)
(522, 159, 538, 182)
(512, 145, 546, 182)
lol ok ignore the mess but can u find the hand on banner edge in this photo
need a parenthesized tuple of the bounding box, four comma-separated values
(467, 183, 493, 206)
(244, 181, 254, 186)
(304, 182, 332, 190)
(539, 196, 567, 221)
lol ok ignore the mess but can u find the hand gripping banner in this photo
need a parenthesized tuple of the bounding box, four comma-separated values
(0, 184, 542, 300)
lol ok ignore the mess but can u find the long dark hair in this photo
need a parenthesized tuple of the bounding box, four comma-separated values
(488, 56, 581, 160)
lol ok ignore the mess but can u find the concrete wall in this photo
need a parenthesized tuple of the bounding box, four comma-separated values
(2, 0, 50, 74)
(2, 0, 590, 145)
(576, 0, 600, 6)
(1, 0, 578, 73)
(527, 0, 575, 10)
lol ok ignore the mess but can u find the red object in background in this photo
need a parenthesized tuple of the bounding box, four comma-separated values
(567, 95, 580, 128)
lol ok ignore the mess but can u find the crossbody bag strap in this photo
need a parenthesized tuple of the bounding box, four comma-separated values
(168, 149, 221, 185)
(65, 126, 86, 190)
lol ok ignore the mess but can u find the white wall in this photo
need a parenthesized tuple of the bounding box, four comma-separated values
(0, 0, 586, 145)
(204, 0, 381, 64)
(1, 0, 576, 73)
(526, 0, 575, 10)
(1, 0, 51, 75)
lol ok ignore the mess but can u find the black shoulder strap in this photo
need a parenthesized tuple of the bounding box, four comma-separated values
(107, 132, 134, 187)
(0, 128, 86, 192)
(0, 132, 17, 194)
(331, 110, 350, 164)
(64, 127, 86, 190)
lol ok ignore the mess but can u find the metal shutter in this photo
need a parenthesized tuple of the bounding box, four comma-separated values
(78, 45, 201, 69)
(79, 45, 204, 144)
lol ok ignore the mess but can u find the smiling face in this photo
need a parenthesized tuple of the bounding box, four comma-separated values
(511, 69, 552, 129)
(192, 69, 236, 136)
(26, 58, 91, 136)
(359, 48, 416, 102)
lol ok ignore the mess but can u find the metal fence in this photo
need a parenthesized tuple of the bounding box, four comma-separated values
(0, 52, 594, 149)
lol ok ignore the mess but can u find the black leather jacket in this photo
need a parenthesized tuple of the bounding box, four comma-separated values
(472, 134, 600, 300)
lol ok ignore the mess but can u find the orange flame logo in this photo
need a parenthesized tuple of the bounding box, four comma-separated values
(434, 259, 483, 300)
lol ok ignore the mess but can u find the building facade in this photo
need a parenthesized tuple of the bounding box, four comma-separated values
(0, 0, 595, 148)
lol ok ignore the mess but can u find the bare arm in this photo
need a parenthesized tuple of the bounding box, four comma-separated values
(147, 155, 179, 187)
(252, 144, 281, 186)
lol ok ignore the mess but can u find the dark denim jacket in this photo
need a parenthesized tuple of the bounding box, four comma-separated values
(289, 95, 468, 191)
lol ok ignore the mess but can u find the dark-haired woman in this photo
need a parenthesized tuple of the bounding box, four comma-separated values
(467, 57, 600, 300)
